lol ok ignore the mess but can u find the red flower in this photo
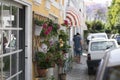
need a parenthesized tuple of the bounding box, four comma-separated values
(61, 20, 69, 27)
(43, 23, 47, 30)
(64, 20, 68, 26)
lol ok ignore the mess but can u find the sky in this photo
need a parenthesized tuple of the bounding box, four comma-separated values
(84, 0, 112, 5)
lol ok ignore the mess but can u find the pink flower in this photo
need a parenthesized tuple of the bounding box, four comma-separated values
(61, 20, 69, 27)
(43, 23, 47, 29)
(48, 26, 52, 31)
(64, 20, 68, 26)
(44, 30, 49, 35)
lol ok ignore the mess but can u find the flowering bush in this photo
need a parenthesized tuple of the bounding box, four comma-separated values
(61, 20, 69, 27)
(36, 52, 54, 69)
(40, 20, 60, 39)
(53, 30, 71, 67)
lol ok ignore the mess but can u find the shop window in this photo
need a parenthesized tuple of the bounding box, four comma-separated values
(0, 1, 25, 80)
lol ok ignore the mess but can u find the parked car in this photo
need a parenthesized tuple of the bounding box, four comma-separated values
(110, 34, 120, 45)
(96, 48, 120, 80)
(87, 38, 119, 75)
(87, 33, 108, 45)
(115, 35, 120, 45)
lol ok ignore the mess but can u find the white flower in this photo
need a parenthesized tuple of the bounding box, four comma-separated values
(38, 43, 48, 53)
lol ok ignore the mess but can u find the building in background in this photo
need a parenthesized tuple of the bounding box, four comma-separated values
(60, 0, 87, 58)
(64, 0, 87, 48)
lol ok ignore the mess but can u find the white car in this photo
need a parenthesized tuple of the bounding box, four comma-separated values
(87, 33, 108, 44)
(87, 38, 119, 75)
(96, 48, 120, 80)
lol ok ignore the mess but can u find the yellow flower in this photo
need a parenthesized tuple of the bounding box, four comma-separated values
(60, 44, 63, 47)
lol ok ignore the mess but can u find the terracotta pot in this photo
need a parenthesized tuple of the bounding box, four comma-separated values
(59, 73, 66, 80)
(37, 67, 48, 77)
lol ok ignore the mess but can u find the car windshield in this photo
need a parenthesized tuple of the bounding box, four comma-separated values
(91, 41, 116, 51)
(103, 66, 120, 80)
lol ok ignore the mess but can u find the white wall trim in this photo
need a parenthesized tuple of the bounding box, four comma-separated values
(13, 0, 32, 80)
(33, 0, 42, 6)
(14, 0, 32, 6)
(49, 13, 59, 20)
(51, 1, 64, 10)
(25, 5, 32, 80)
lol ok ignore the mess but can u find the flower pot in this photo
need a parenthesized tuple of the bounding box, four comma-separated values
(34, 25, 43, 36)
(47, 67, 54, 78)
(37, 67, 48, 77)
(59, 73, 66, 80)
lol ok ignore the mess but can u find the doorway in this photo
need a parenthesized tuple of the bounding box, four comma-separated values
(0, 1, 25, 80)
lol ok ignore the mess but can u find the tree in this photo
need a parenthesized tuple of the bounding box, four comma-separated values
(107, 0, 120, 33)
(86, 20, 105, 33)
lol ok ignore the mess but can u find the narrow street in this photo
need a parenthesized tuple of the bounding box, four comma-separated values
(67, 53, 95, 80)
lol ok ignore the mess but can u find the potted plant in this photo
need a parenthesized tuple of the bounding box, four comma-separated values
(36, 52, 54, 77)
(53, 51, 67, 80)
(34, 19, 44, 36)
(53, 30, 71, 80)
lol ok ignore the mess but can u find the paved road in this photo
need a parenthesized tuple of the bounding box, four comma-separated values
(66, 54, 95, 80)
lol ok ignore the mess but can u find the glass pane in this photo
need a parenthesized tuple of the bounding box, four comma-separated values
(10, 30, 17, 51)
(3, 56, 10, 79)
(19, 72, 24, 80)
(19, 52, 22, 71)
(12, 76, 17, 80)
(106, 41, 115, 49)
(3, 30, 10, 53)
(91, 41, 107, 51)
(3, 30, 8, 53)
(12, 6, 18, 28)
(3, 3, 11, 28)
(11, 53, 17, 75)
(4, 30, 17, 53)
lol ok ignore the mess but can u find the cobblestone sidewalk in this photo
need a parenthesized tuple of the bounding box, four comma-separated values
(66, 55, 95, 80)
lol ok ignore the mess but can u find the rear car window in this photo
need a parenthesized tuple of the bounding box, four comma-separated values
(90, 41, 115, 51)
(116, 36, 120, 40)
(103, 66, 120, 80)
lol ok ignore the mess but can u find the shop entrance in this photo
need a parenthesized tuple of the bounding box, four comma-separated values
(0, 1, 25, 80)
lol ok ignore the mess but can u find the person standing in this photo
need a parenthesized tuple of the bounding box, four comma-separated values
(73, 33, 82, 63)
(73, 34, 76, 57)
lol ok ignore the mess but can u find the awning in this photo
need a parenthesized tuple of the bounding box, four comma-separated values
(66, 6, 81, 27)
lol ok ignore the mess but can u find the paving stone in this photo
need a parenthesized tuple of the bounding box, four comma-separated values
(66, 55, 95, 80)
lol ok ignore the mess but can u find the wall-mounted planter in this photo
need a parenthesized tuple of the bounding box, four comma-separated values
(34, 25, 43, 36)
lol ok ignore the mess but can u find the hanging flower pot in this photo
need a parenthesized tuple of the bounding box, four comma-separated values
(34, 25, 43, 36)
